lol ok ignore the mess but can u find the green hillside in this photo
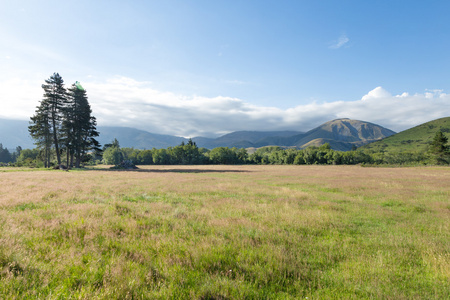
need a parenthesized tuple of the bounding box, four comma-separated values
(362, 117, 450, 152)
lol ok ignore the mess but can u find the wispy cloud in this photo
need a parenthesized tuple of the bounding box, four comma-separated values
(329, 34, 349, 49)
(1, 76, 449, 136)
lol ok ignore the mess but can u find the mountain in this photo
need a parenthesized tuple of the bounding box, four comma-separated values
(293, 118, 396, 151)
(0, 119, 34, 149)
(250, 119, 396, 151)
(97, 126, 186, 149)
(0, 117, 395, 151)
(361, 117, 450, 153)
(193, 131, 301, 149)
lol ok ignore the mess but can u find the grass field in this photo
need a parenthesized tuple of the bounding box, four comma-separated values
(0, 165, 449, 299)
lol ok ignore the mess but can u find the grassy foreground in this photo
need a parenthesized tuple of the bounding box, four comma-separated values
(0, 165, 448, 299)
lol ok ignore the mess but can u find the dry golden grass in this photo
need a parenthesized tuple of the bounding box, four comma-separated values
(0, 165, 449, 299)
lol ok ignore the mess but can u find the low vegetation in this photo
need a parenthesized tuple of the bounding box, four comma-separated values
(0, 165, 448, 298)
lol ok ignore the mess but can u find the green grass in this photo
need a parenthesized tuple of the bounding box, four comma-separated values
(362, 116, 450, 152)
(0, 165, 449, 299)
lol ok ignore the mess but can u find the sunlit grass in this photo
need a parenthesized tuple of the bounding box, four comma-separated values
(0, 165, 449, 299)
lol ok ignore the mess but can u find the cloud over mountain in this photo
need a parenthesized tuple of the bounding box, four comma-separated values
(1, 76, 449, 137)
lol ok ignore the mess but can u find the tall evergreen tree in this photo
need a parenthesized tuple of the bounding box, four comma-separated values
(64, 83, 101, 167)
(30, 74, 101, 168)
(40, 73, 67, 165)
(428, 130, 450, 165)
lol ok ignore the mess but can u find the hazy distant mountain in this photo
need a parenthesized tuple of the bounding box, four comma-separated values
(97, 126, 186, 149)
(193, 131, 301, 149)
(0, 119, 33, 149)
(0, 117, 395, 151)
(361, 116, 450, 153)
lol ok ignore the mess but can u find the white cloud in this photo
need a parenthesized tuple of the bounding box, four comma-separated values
(361, 86, 391, 100)
(0, 77, 42, 120)
(329, 34, 349, 49)
(1, 76, 449, 136)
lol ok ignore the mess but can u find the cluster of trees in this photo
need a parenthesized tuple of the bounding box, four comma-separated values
(28, 73, 100, 168)
(101, 139, 248, 165)
(99, 132, 449, 166)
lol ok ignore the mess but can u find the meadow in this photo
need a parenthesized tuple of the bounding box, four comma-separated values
(0, 165, 448, 299)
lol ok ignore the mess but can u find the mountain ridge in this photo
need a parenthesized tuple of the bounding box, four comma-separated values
(0, 117, 395, 151)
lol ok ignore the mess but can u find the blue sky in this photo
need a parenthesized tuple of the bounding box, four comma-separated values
(1, 1, 450, 137)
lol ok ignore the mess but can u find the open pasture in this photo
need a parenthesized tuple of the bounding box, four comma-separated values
(0, 165, 449, 299)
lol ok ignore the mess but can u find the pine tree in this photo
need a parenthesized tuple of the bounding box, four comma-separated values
(428, 130, 450, 165)
(40, 73, 67, 165)
(64, 83, 101, 168)
(30, 74, 101, 168)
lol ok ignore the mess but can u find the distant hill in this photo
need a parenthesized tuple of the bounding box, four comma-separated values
(362, 117, 450, 152)
(0, 117, 395, 151)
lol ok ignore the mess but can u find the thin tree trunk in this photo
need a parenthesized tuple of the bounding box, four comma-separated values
(52, 118, 61, 165)
(71, 152, 75, 168)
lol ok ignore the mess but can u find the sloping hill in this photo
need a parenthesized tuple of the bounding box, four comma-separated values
(362, 117, 450, 152)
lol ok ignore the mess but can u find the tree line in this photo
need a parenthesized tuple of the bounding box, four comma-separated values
(3, 130, 449, 167)
(100, 131, 449, 167)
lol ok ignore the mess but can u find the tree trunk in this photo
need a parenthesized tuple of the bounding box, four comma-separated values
(51, 119, 61, 165)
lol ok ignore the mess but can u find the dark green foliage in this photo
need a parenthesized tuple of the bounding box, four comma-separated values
(64, 84, 101, 168)
(40, 73, 67, 165)
(0, 144, 12, 163)
(428, 130, 450, 165)
(29, 94, 53, 167)
(29, 73, 101, 168)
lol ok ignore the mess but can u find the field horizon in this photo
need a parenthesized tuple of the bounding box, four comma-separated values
(0, 165, 449, 299)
